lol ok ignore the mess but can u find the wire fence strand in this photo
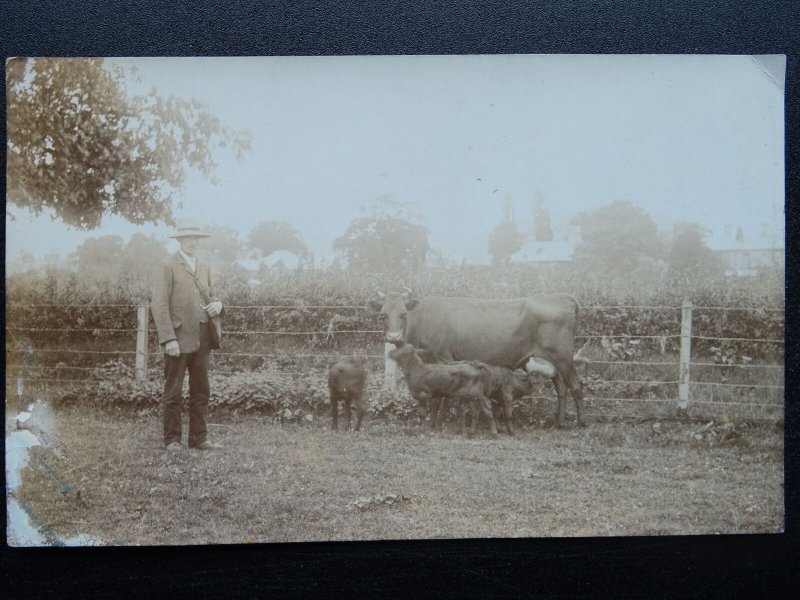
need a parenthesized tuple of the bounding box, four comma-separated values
(6, 299, 784, 421)
(691, 335, 783, 344)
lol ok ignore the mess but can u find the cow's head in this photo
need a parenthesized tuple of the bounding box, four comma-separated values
(368, 288, 419, 344)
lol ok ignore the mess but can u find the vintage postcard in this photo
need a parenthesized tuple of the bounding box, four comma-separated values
(6, 55, 785, 545)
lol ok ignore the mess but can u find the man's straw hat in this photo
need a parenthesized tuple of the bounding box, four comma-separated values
(169, 223, 210, 239)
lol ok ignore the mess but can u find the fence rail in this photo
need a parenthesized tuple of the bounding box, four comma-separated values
(7, 299, 785, 421)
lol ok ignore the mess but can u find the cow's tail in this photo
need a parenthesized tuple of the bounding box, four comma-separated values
(557, 293, 581, 333)
(557, 293, 588, 372)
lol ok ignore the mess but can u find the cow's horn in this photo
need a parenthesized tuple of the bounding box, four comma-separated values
(402, 286, 413, 298)
(375, 289, 385, 299)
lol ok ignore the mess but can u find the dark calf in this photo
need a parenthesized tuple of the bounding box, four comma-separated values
(328, 357, 368, 432)
(459, 364, 533, 435)
(435, 363, 533, 435)
(389, 344, 498, 438)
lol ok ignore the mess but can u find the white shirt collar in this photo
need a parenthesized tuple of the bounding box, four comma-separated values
(178, 249, 197, 272)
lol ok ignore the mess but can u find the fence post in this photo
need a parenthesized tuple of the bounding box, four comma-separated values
(135, 303, 149, 383)
(678, 298, 693, 410)
(384, 343, 397, 389)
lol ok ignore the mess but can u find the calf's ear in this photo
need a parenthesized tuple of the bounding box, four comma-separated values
(368, 300, 383, 313)
(405, 299, 420, 311)
(416, 348, 436, 363)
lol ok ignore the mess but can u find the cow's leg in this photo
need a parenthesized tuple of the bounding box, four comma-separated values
(551, 373, 569, 428)
(551, 358, 587, 428)
(564, 365, 587, 427)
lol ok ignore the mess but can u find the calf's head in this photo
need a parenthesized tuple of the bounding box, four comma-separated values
(387, 343, 421, 370)
(368, 288, 419, 344)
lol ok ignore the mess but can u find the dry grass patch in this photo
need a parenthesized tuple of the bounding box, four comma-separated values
(14, 407, 783, 545)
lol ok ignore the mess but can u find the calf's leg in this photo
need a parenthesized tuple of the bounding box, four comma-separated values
(343, 396, 352, 432)
(500, 390, 515, 436)
(354, 392, 367, 431)
(435, 396, 452, 431)
(467, 394, 498, 438)
(330, 388, 339, 431)
(456, 399, 468, 436)
(428, 397, 440, 431)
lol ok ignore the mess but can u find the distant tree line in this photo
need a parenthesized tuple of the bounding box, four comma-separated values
(5, 58, 766, 295)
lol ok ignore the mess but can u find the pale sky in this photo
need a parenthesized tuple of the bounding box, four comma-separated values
(6, 54, 786, 266)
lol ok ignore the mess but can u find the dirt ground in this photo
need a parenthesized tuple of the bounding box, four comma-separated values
(11, 405, 784, 545)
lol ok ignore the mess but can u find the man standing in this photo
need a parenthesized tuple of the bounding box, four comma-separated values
(151, 223, 224, 451)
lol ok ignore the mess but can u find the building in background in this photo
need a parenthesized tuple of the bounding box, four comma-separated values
(512, 221, 580, 268)
(707, 223, 784, 277)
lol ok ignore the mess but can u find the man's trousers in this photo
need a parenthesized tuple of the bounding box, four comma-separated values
(162, 322, 211, 448)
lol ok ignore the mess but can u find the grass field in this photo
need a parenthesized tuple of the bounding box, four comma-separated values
(11, 403, 783, 546)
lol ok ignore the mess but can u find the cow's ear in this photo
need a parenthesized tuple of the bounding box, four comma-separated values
(405, 299, 420, 311)
(367, 300, 383, 313)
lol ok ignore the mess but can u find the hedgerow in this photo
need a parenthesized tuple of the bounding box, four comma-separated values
(8, 262, 785, 411)
(50, 362, 422, 423)
(8, 262, 784, 350)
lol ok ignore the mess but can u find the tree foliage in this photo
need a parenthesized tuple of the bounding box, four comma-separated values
(571, 200, 665, 275)
(488, 217, 524, 267)
(6, 58, 251, 229)
(532, 196, 554, 242)
(668, 222, 723, 282)
(247, 220, 309, 259)
(71, 232, 168, 295)
(71, 235, 126, 280)
(333, 197, 430, 273)
(199, 225, 243, 266)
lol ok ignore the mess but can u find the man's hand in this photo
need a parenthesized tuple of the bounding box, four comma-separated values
(164, 340, 181, 357)
(205, 300, 223, 318)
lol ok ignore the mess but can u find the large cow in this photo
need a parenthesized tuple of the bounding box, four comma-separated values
(369, 289, 586, 428)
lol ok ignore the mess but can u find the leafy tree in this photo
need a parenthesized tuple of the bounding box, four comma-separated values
(6, 57, 251, 229)
(122, 233, 169, 271)
(488, 203, 525, 267)
(71, 233, 169, 296)
(571, 200, 665, 275)
(668, 222, 723, 282)
(247, 220, 308, 260)
(532, 196, 554, 242)
(71, 235, 126, 281)
(334, 196, 430, 273)
(198, 225, 242, 265)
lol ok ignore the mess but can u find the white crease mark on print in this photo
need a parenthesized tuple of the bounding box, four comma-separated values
(6, 400, 107, 547)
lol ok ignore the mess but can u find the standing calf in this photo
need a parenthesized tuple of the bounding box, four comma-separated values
(471, 364, 534, 435)
(437, 363, 534, 435)
(328, 357, 368, 432)
(389, 344, 498, 438)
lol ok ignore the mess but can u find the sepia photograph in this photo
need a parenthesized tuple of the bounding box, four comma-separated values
(6, 54, 785, 546)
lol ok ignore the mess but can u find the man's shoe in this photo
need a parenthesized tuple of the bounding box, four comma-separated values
(191, 441, 223, 450)
(166, 442, 182, 452)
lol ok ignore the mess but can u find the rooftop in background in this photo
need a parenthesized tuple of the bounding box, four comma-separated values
(706, 223, 785, 252)
(512, 239, 576, 264)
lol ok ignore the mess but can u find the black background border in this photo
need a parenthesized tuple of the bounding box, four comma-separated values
(2, 1, 798, 597)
